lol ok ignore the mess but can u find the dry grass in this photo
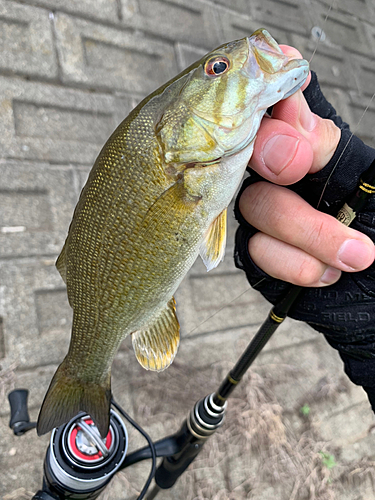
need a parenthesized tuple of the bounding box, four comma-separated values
(339, 459, 375, 489)
(298, 375, 350, 407)
(2, 354, 371, 500)
(119, 362, 349, 500)
(217, 371, 340, 500)
(96, 356, 375, 499)
(3, 355, 371, 500)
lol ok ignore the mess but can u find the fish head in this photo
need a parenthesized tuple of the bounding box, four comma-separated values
(158, 29, 309, 165)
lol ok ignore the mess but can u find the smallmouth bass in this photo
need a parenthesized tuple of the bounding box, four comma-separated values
(37, 29, 309, 438)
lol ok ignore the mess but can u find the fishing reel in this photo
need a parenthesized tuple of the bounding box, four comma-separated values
(8, 388, 227, 499)
(39, 410, 128, 499)
(9, 390, 128, 500)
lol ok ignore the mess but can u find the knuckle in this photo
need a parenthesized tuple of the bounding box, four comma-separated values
(312, 118, 341, 170)
(302, 217, 329, 255)
(293, 257, 323, 286)
(240, 182, 275, 225)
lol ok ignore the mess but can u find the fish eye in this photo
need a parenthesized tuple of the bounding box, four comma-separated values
(205, 56, 230, 77)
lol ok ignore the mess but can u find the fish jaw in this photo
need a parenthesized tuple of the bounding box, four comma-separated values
(245, 28, 309, 102)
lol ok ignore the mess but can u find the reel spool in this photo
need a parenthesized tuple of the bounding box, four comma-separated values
(43, 409, 128, 499)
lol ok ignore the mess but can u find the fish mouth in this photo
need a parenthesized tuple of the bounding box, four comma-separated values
(279, 58, 309, 99)
(283, 81, 305, 99)
(246, 28, 309, 100)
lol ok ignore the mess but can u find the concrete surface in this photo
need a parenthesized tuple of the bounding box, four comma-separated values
(1, 0, 375, 499)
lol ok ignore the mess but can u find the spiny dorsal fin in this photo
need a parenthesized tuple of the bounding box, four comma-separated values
(132, 297, 180, 372)
(56, 241, 67, 284)
(199, 208, 227, 272)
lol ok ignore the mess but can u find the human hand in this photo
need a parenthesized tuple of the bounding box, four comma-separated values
(237, 46, 375, 288)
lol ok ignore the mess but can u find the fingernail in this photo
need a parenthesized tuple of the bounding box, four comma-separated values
(299, 93, 317, 132)
(263, 135, 299, 175)
(337, 239, 373, 270)
(320, 266, 341, 285)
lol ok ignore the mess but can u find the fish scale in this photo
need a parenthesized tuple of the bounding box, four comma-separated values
(37, 29, 309, 438)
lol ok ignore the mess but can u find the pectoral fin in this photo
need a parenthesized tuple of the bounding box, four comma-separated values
(132, 298, 180, 372)
(140, 179, 200, 241)
(200, 209, 227, 272)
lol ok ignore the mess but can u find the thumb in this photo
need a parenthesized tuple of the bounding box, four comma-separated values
(271, 89, 341, 173)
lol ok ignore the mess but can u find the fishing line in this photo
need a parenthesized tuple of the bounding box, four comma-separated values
(187, 0, 374, 341)
(186, 273, 268, 336)
(186, 0, 337, 339)
(308, 0, 337, 65)
(317, 90, 375, 209)
(186, 285, 252, 336)
(186, 0, 336, 339)
(111, 398, 156, 500)
(308, 0, 375, 208)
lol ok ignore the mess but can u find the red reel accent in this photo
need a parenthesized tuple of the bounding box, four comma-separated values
(68, 418, 113, 462)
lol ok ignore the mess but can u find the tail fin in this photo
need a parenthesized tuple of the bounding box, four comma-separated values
(37, 359, 111, 439)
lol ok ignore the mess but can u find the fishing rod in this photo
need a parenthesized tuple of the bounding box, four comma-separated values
(214, 156, 375, 406)
(8, 158, 375, 499)
(144, 157, 375, 498)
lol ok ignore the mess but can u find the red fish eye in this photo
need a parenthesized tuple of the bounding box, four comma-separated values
(205, 57, 230, 76)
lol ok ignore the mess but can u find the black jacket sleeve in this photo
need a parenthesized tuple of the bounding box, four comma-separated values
(234, 71, 375, 390)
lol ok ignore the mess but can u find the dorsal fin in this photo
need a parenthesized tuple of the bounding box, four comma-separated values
(56, 241, 67, 283)
(132, 298, 180, 372)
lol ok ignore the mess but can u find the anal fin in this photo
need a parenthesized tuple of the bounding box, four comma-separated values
(200, 208, 227, 272)
(132, 297, 180, 372)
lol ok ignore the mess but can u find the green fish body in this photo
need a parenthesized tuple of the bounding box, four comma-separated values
(37, 29, 309, 438)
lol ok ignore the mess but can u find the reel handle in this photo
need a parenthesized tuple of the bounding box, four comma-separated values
(8, 389, 36, 435)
